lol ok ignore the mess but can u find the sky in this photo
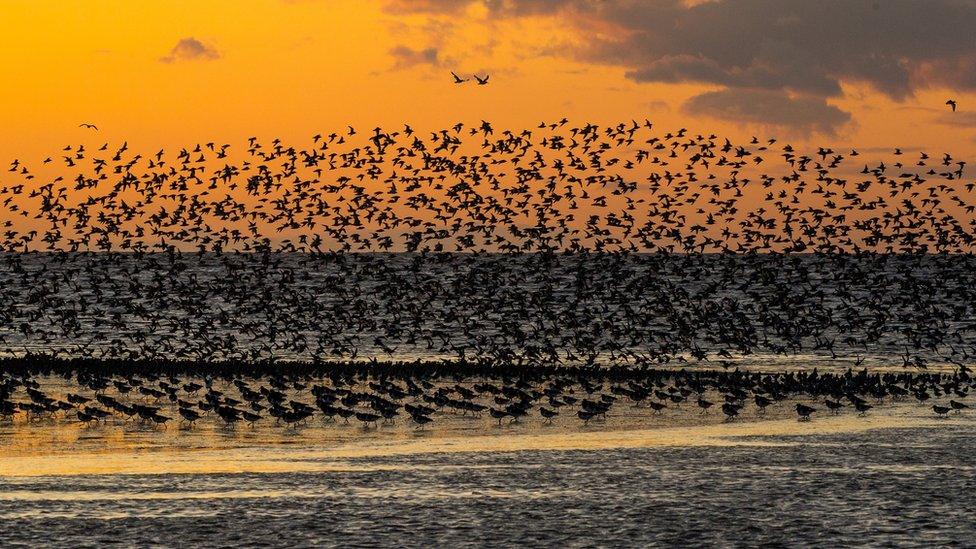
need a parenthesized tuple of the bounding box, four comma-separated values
(2, 0, 976, 160)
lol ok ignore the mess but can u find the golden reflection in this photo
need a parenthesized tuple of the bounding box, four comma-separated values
(0, 395, 942, 477)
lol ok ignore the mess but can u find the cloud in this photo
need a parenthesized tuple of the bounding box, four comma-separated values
(160, 38, 220, 63)
(682, 88, 852, 136)
(389, 45, 442, 70)
(935, 110, 976, 127)
(383, 0, 471, 14)
(576, 0, 976, 101)
(380, 0, 976, 134)
(647, 100, 670, 112)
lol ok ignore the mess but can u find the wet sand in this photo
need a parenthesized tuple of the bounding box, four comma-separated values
(0, 400, 948, 477)
(2, 374, 974, 547)
(1, 409, 975, 547)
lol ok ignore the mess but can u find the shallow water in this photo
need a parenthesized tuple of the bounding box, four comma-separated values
(0, 373, 941, 472)
(1, 371, 974, 547)
(2, 420, 975, 547)
(2, 251, 974, 545)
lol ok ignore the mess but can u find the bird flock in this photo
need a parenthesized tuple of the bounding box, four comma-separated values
(0, 119, 973, 433)
(1, 361, 972, 430)
(3, 119, 972, 256)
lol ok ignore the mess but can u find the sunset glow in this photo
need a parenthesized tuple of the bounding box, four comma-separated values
(2, 0, 974, 162)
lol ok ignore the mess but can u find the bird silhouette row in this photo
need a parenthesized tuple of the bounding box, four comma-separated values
(1, 366, 971, 431)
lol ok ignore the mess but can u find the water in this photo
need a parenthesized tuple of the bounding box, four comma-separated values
(2, 423, 975, 547)
(2, 252, 974, 546)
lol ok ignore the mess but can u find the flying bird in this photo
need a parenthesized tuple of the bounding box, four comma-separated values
(451, 71, 468, 84)
(474, 74, 489, 85)
(79, 123, 98, 130)
(946, 99, 957, 112)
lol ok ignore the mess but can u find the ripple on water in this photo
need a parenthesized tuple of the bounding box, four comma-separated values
(0, 424, 975, 546)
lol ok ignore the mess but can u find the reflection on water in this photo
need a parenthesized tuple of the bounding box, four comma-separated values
(0, 373, 945, 476)
(1, 422, 975, 546)
(2, 373, 974, 545)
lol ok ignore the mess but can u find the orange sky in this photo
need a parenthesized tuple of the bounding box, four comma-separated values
(1, 0, 975, 165)
(0, 0, 971, 258)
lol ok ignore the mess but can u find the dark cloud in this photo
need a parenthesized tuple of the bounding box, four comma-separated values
(160, 38, 220, 63)
(389, 46, 442, 70)
(382, 0, 976, 133)
(625, 55, 726, 86)
(573, 0, 976, 101)
(682, 88, 852, 136)
(383, 0, 976, 98)
(483, 0, 579, 16)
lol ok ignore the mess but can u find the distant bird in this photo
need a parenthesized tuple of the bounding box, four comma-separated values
(79, 123, 98, 130)
(754, 395, 773, 415)
(451, 71, 468, 84)
(241, 411, 262, 425)
(946, 99, 957, 112)
(933, 405, 952, 418)
(539, 407, 558, 423)
(411, 413, 432, 429)
(178, 407, 201, 425)
(577, 410, 596, 424)
(647, 401, 667, 414)
(488, 408, 509, 424)
(795, 404, 816, 421)
(853, 401, 872, 416)
(721, 402, 741, 421)
(355, 411, 381, 426)
(697, 398, 714, 414)
(474, 74, 489, 85)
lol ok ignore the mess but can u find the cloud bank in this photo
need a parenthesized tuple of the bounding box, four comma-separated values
(385, 0, 976, 134)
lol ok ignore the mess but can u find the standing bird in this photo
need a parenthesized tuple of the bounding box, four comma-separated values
(949, 400, 969, 413)
(721, 402, 740, 421)
(539, 407, 558, 423)
(825, 399, 844, 414)
(178, 407, 201, 425)
(696, 398, 714, 414)
(853, 401, 872, 416)
(795, 404, 816, 421)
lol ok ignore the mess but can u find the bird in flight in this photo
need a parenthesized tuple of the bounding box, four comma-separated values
(946, 99, 957, 112)
(451, 71, 468, 84)
(79, 123, 98, 130)
(474, 74, 489, 85)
